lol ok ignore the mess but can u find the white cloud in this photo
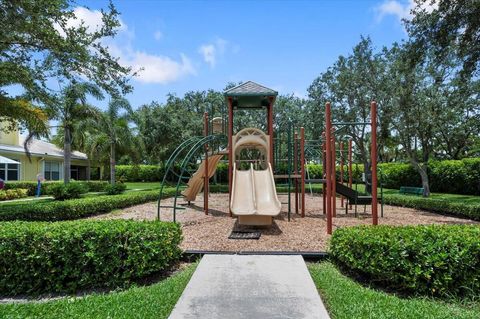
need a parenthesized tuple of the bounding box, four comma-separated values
(376, 0, 411, 22)
(375, 0, 438, 23)
(56, 7, 127, 36)
(154, 30, 163, 41)
(57, 7, 196, 84)
(126, 52, 195, 84)
(198, 37, 231, 68)
(198, 44, 216, 67)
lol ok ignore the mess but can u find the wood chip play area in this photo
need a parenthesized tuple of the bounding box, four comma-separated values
(92, 193, 477, 252)
(90, 83, 478, 253)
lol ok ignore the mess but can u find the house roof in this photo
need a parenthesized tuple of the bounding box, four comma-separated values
(0, 137, 88, 160)
(0, 155, 20, 164)
(224, 81, 278, 109)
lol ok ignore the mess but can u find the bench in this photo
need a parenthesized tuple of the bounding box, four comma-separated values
(399, 186, 424, 195)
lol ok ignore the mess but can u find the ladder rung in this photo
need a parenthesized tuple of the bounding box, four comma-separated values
(159, 205, 186, 210)
(274, 174, 301, 179)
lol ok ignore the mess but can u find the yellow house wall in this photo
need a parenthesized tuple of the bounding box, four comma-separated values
(0, 123, 20, 146)
(1, 122, 90, 181)
(0, 151, 89, 181)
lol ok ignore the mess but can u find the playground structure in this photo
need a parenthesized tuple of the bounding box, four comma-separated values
(158, 81, 381, 234)
(230, 128, 281, 225)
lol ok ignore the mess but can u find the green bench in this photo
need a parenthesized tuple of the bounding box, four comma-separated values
(399, 186, 424, 195)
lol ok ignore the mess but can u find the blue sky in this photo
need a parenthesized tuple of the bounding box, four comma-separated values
(19, 0, 416, 109)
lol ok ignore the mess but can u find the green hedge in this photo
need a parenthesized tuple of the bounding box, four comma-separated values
(0, 220, 182, 295)
(382, 194, 480, 221)
(330, 225, 480, 298)
(48, 182, 88, 200)
(4, 181, 109, 196)
(116, 159, 480, 195)
(0, 189, 174, 221)
(0, 188, 28, 201)
(105, 182, 127, 195)
(116, 165, 164, 182)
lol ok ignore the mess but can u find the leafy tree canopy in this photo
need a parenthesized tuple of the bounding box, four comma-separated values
(406, 0, 480, 78)
(0, 0, 133, 106)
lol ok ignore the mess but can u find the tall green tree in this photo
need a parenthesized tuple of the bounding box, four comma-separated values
(93, 98, 134, 184)
(386, 42, 435, 196)
(406, 0, 480, 78)
(51, 81, 103, 183)
(308, 37, 394, 174)
(0, 0, 132, 100)
(0, 97, 50, 153)
(51, 120, 98, 181)
(135, 90, 225, 163)
(0, 0, 133, 146)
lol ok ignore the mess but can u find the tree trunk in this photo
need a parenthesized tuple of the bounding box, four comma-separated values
(110, 143, 115, 185)
(86, 158, 91, 181)
(410, 160, 431, 197)
(64, 127, 71, 184)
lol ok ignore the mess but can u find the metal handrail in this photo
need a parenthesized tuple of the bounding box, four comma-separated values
(157, 136, 203, 219)
(170, 134, 227, 222)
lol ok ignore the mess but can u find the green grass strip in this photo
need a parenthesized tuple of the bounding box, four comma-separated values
(308, 262, 480, 319)
(0, 263, 196, 319)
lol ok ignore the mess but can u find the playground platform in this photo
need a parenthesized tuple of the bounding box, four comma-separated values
(168, 254, 330, 319)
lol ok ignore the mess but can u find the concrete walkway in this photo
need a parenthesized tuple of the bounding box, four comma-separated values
(169, 255, 330, 319)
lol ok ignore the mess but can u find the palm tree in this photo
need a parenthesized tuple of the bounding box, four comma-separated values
(92, 98, 134, 184)
(0, 96, 50, 156)
(51, 121, 97, 181)
(50, 81, 103, 183)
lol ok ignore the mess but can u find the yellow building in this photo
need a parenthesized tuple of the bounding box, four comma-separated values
(0, 125, 90, 181)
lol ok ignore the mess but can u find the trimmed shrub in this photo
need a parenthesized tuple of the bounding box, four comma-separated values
(82, 180, 109, 192)
(48, 182, 88, 200)
(330, 225, 480, 298)
(378, 162, 420, 189)
(3, 181, 52, 196)
(382, 194, 480, 221)
(0, 189, 28, 201)
(105, 182, 127, 195)
(4, 181, 108, 196)
(116, 165, 164, 182)
(0, 189, 174, 221)
(0, 220, 182, 295)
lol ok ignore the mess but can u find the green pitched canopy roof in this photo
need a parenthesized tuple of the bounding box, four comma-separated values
(224, 81, 278, 109)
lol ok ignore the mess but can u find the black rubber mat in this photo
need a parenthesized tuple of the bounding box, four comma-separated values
(229, 230, 261, 240)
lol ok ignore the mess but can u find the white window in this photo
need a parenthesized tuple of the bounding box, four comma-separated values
(0, 163, 19, 181)
(44, 161, 61, 181)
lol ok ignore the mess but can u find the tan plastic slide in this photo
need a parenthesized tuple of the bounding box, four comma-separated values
(182, 154, 223, 202)
(230, 163, 282, 225)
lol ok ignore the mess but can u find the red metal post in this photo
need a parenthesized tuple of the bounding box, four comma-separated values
(371, 101, 378, 225)
(204, 112, 209, 215)
(331, 129, 336, 218)
(294, 132, 299, 215)
(322, 137, 326, 215)
(300, 127, 306, 218)
(340, 141, 344, 208)
(348, 139, 353, 210)
(228, 98, 233, 217)
(325, 102, 333, 234)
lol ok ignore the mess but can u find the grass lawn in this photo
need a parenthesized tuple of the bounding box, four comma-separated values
(125, 182, 160, 191)
(0, 263, 196, 319)
(297, 182, 480, 205)
(309, 262, 480, 319)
